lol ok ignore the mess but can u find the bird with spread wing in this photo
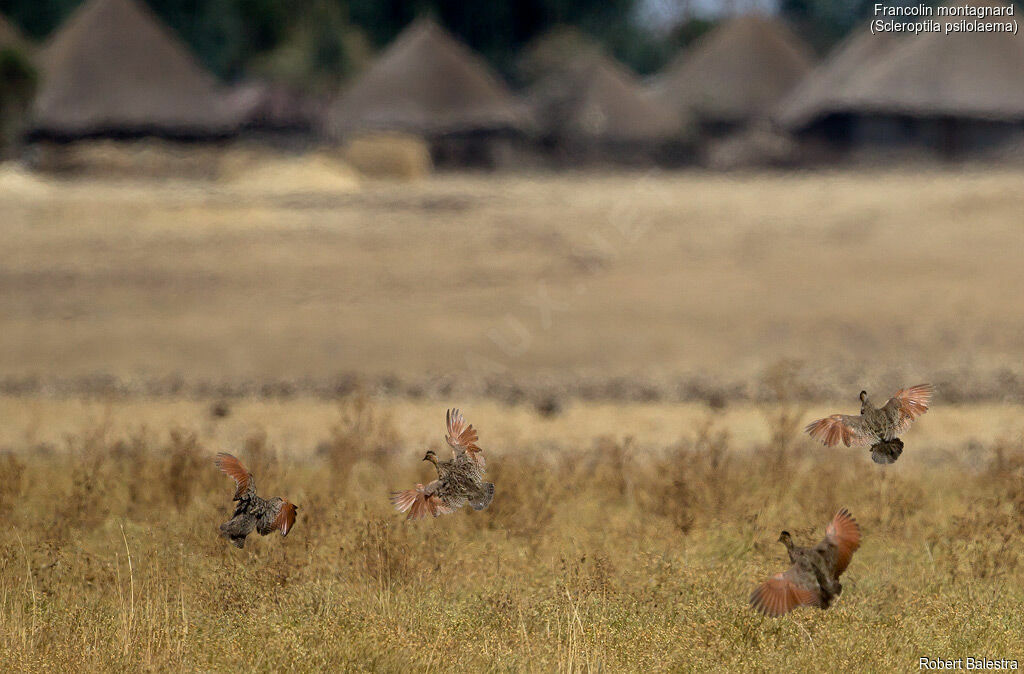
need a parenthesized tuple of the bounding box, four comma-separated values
(215, 453, 298, 548)
(804, 384, 933, 464)
(750, 509, 862, 618)
(391, 409, 494, 521)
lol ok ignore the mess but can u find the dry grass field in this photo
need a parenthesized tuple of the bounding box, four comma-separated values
(0, 394, 1022, 671)
(2, 167, 1024, 670)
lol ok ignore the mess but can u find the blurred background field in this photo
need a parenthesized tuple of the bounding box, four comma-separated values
(3, 168, 1024, 399)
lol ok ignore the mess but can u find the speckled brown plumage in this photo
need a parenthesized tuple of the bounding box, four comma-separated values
(750, 509, 861, 618)
(391, 409, 494, 521)
(805, 384, 933, 464)
(215, 453, 297, 548)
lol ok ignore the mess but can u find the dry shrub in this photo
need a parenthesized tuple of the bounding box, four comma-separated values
(986, 439, 1024, 520)
(930, 501, 1022, 581)
(639, 420, 732, 533)
(572, 436, 634, 500)
(162, 430, 207, 512)
(355, 517, 410, 588)
(319, 393, 401, 489)
(111, 429, 160, 514)
(341, 132, 432, 180)
(558, 551, 617, 599)
(478, 452, 559, 542)
(44, 419, 125, 538)
(239, 431, 281, 485)
(0, 453, 26, 515)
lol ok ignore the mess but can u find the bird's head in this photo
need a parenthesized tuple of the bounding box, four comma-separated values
(778, 531, 794, 549)
(859, 390, 870, 412)
(423, 450, 438, 465)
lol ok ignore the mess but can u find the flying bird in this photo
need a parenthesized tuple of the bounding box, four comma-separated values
(750, 509, 862, 618)
(391, 409, 494, 521)
(215, 453, 297, 548)
(804, 384, 933, 464)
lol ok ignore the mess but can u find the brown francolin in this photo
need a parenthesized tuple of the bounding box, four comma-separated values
(805, 384, 933, 464)
(215, 453, 297, 548)
(750, 509, 862, 617)
(391, 408, 494, 521)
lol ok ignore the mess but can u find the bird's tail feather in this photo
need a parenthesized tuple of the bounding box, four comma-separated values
(870, 438, 904, 464)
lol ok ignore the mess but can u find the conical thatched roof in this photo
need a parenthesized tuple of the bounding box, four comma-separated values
(516, 26, 603, 84)
(775, 26, 900, 130)
(529, 53, 684, 143)
(653, 14, 814, 125)
(327, 18, 529, 137)
(815, 0, 1024, 121)
(31, 0, 245, 137)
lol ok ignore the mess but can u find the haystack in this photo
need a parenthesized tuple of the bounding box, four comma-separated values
(530, 53, 685, 145)
(652, 14, 814, 132)
(31, 0, 247, 139)
(220, 151, 360, 194)
(341, 132, 432, 179)
(326, 18, 529, 138)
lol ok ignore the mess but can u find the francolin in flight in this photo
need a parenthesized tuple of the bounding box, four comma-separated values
(215, 453, 298, 548)
(391, 409, 495, 520)
(804, 384, 933, 464)
(750, 509, 862, 617)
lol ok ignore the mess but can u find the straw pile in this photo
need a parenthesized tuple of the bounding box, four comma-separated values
(341, 132, 432, 180)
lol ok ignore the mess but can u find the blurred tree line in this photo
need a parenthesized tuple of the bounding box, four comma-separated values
(0, 0, 877, 90)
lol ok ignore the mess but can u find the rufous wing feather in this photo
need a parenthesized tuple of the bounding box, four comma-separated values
(446, 408, 486, 470)
(824, 508, 861, 575)
(804, 415, 872, 448)
(885, 383, 934, 435)
(390, 483, 452, 521)
(272, 501, 297, 536)
(215, 453, 254, 500)
(750, 570, 819, 618)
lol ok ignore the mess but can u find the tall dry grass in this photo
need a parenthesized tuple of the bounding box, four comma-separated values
(0, 395, 1022, 670)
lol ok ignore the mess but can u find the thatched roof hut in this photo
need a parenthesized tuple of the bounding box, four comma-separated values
(780, 0, 1024, 157)
(31, 0, 246, 139)
(516, 26, 603, 84)
(326, 18, 529, 139)
(775, 28, 900, 131)
(529, 53, 685, 146)
(652, 14, 814, 133)
(828, 2, 1024, 121)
